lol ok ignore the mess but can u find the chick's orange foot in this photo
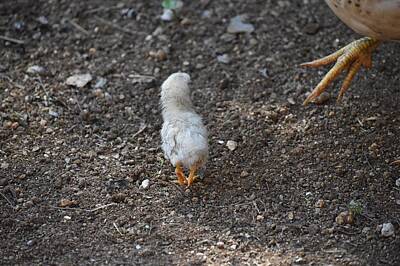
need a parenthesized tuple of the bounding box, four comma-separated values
(301, 37, 380, 105)
(187, 166, 199, 187)
(175, 163, 187, 186)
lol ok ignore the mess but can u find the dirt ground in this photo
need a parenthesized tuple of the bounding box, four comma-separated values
(1, 0, 399, 265)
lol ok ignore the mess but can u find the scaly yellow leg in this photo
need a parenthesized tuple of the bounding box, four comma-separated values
(301, 37, 380, 105)
(175, 163, 187, 186)
(187, 165, 199, 187)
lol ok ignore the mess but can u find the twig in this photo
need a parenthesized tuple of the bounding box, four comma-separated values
(43, 202, 117, 212)
(113, 222, 124, 236)
(88, 203, 117, 212)
(131, 125, 147, 139)
(68, 20, 90, 35)
(84, 6, 121, 15)
(0, 191, 16, 209)
(0, 35, 24, 45)
(94, 16, 145, 36)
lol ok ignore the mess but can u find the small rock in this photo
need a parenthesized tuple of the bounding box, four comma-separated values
(37, 16, 48, 25)
(380, 223, 395, 237)
(1, 162, 9, 169)
(313, 92, 330, 105)
(256, 215, 264, 221)
(160, 9, 174, 21)
(227, 15, 254, 34)
(59, 199, 78, 207)
(26, 65, 45, 74)
(26, 240, 35, 246)
(180, 18, 191, 26)
(303, 23, 320, 35)
(66, 73, 92, 88)
(396, 178, 400, 187)
(201, 10, 212, 18)
(287, 97, 295, 105)
(217, 54, 231, 64)
(288, 211, 294, 220)
(94, 77, 107, 88)
(315, 199, 325, 208)
(48, 110, 59, 117)
(216, 241, 224, 249)
(121, 8, 136, 18)
(39, 119, 47, 127)
(64, 215, 72, 220)
(112, 193, 127, 203)
(226, 140, 237, 151)
(0, 178, 9, 186)
(140, 179, 150, 189)
(156, 50, 167, 61)
(335, 211, 354, 225)
(240, 170, 249, 178)
(259, 68, 268, 78)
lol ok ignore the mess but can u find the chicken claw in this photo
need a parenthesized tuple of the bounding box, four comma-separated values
(175, 163, 187, 186)
(187, 166, 199, 187)
(301, 37, 380, 105)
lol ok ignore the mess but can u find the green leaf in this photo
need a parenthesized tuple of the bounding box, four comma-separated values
(162, 0, 177, 10)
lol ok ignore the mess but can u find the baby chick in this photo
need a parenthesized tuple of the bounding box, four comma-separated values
(160, 73, 208, 186)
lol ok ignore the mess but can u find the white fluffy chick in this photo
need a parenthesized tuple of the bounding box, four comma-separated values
(160, 72, 208, 186)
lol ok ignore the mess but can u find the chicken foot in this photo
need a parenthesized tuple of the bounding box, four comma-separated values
(301, 37, 380, 105)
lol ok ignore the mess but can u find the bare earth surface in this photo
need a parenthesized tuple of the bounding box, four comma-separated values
(1, 0, 399, 265)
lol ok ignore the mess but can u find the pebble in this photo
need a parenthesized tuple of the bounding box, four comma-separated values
(240, 170, 249, 178)
(10, 122, 19, 129)
(180, 18, 191, 26)
(335, 211, 354, 225)
(160, 9, 174, 21)
(396, 178, 400, 187)
(66, 73, 92, 88)
(227, 15, 254, 34)
(26, 65, 45, 74)
(216, 241, 224, 249)
(1, 162, 9, 169)
(313, 92, 330, 105)
(112, 193, 127, 203)
(37, 16, 49, 25)
(59, 199, 78, 207)
(217, 54, 230, 64)
(48, 110, 59, 117)
(94, 77, 107, 88)
(380, 223, 395, 237)
(315, 199, 325, 208)
(0, 178, 8, 186)
(226, 140, 237, 151)
(149, 49, 167, 61)
(140, 179, 150, 189)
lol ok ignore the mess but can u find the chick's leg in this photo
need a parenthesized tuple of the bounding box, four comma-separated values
(301, 37, 380, 105)
(175, 163, 187, 186)
(187, 165, 199, 187)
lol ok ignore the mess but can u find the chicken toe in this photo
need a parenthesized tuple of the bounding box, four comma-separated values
(301, 37, 380, 105)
